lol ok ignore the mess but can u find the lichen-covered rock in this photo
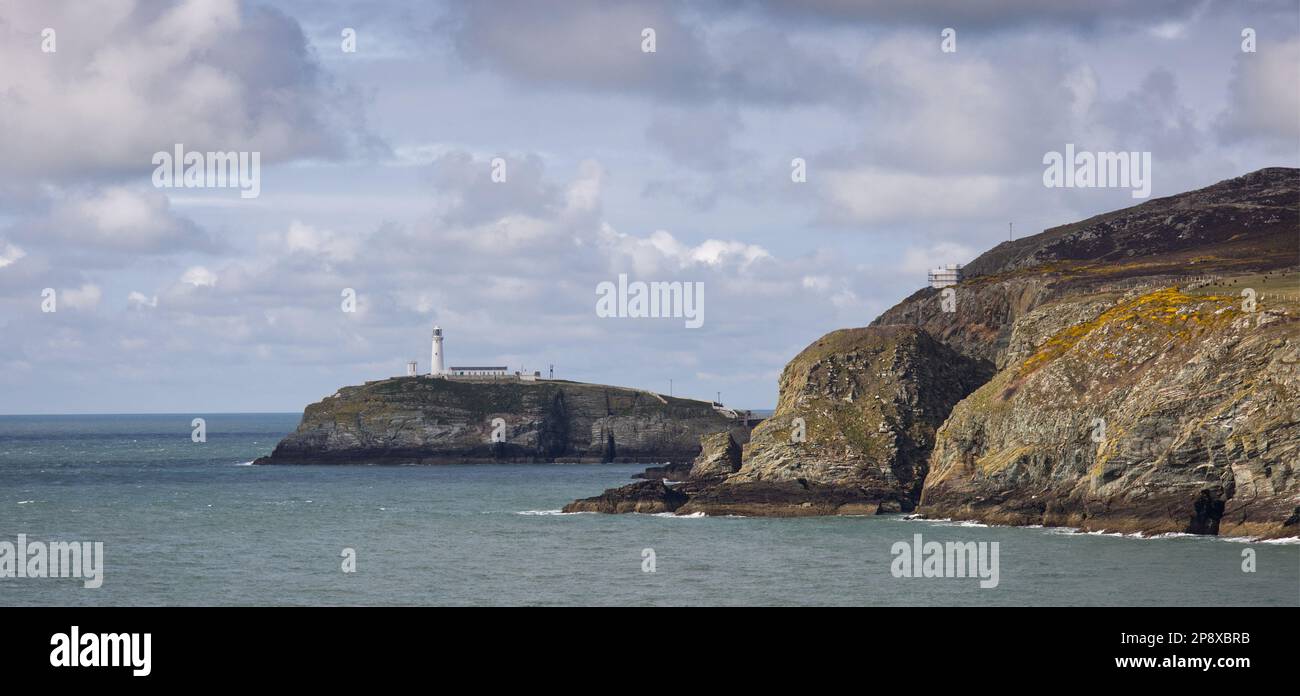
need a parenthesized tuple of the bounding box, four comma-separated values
(256, 377, 749, 465)
(726, 325, 993, 507)
(689, 432, 742, 480)
(921, 287, 1300, 538)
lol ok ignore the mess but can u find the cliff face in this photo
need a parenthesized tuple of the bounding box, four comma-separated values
(725, 326, 992, 503)
(912, 167, 1300, 539)
(922, 285, 1300, 538)
(256, 377, 748, 465)
(564, 167, 1300, 538)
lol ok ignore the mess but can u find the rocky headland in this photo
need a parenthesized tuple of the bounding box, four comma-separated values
(255, 377, 752, 465)
(565, 167, 1300, 539)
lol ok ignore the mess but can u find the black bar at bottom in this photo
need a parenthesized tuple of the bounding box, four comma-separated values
(0, 606, 1289, 685)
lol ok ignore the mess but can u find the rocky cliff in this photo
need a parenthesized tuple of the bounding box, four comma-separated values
(256, 377, 749, 465)
(714, 326, 991, 510)
(566, 167, 1300, 538)
(921, 283, 1299, 538)
(566, 326, 992, 516)
(912, 167, 1299, 539)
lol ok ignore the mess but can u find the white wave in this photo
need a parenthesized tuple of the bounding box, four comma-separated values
(234, 461, 254, 466)
(650, 511, 706, 518)
(516, 509, 586, 516)
(1221, 535, 1300, 545)
(17, 500, 34, 505)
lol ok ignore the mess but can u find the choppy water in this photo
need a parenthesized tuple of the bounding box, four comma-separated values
(1, 414, 1296, 606)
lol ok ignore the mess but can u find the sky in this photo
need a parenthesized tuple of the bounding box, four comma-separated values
(0, 0, 1297, 414)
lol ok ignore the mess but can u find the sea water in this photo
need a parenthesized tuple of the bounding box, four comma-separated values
(1, 414, 1296, 606)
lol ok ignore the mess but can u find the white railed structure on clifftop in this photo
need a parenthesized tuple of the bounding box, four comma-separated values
(928, 264, 963, 289)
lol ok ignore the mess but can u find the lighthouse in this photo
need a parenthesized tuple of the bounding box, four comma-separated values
(430, 325, 446, 376)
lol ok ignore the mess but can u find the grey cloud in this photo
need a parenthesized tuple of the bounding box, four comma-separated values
(748, 0, 1204, 29)
(645, 106, 751, 171)
(443, 0, 864, 106)
(446, 0, 712, 98)
(1216, 37, 1300, 146)
(428, 151, 562, 226)
(0, 0, 377, 188)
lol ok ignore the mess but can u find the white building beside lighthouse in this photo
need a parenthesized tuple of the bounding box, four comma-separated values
(430, 325, 446, 376)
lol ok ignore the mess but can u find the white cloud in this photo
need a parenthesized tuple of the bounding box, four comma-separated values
(901, 243, 978, 275)
(597, 227, 772, 276)
(284, 220, 360, 263)
(0, 242, 26, 269)
(801, 275, 831, 291)
(181, 266, 218, 287)
(128, 291, 159, 309)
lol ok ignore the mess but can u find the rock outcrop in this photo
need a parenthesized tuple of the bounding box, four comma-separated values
(256, 377, 750, 465)
(563, 480, 688, 514)
(688, 431, 743, 480)
(728, 326, 992, 499)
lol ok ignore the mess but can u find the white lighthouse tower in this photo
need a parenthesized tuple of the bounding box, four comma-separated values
(430, 325, 446, 376)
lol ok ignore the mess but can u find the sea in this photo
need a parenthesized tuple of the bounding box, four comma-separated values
(1, 414, 1296, 606)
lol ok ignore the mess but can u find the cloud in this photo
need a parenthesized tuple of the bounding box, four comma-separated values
(752, 0, 1202, 29)
(38, 187, 220, 254)
(3, 0, 1298, 414)
(444, 0, 863, 106)
(596, 227, 771, 277)
(180, 266, 218, 287)
(61, 283, 102, 310)
(820, 168, 1006, 224)
(0, 0, 373, 187)
(446, 0, 712, 99)
(127, 291, 158, 309)
(901, 242, 978, 275)
(1217, 38, 1300, 145)
(284, 220, 360, 263)
(429, 151, 563, 226)
(0, 241, 26, 269)
(645, 106, 751, 171)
